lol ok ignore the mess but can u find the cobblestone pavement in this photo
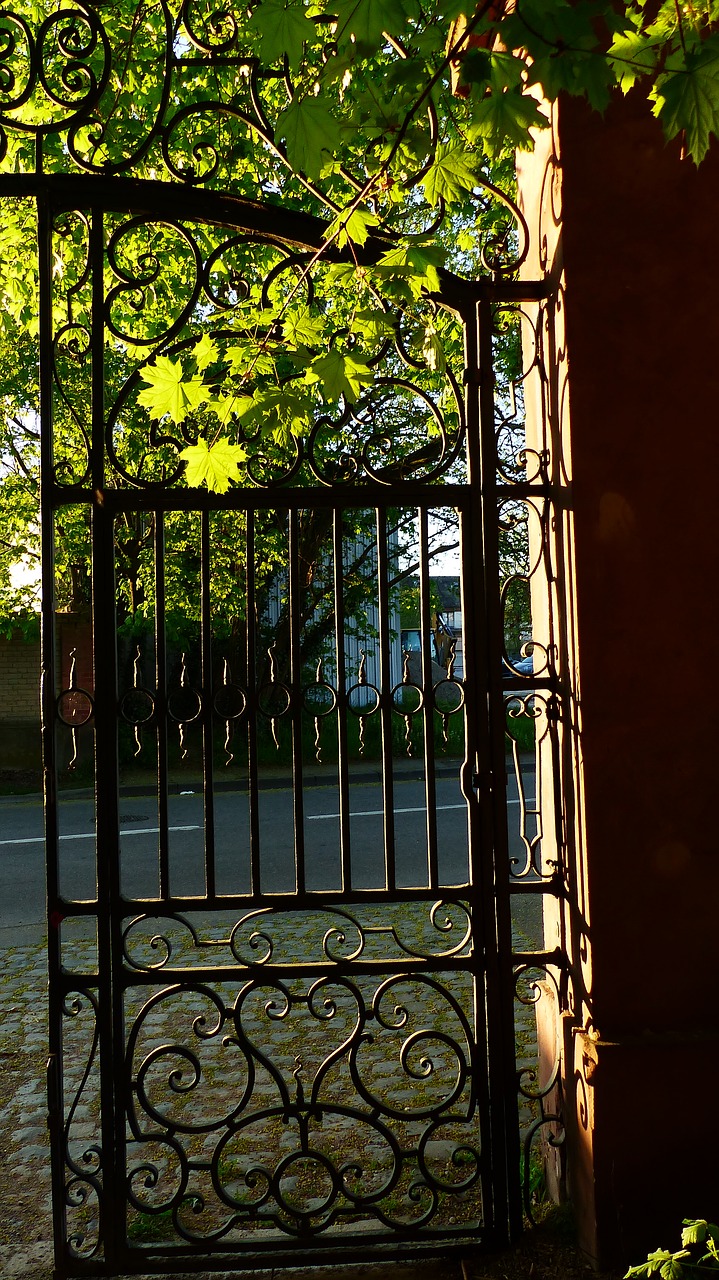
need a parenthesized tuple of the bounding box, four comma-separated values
(0, 919, 542, 1280)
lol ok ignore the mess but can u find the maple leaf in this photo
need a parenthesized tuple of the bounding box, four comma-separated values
(276, 95, 341, 179)
(250, 387, 314, 434)
(208, 392, 255, 425)
(354, 308, 394, 344)
(137, 356, 208, 423)
(326, 205, 380, 248)
(334, 0, 412, 47)
(651, 38, 719, 164)
(192, 333, 219, 372)
(376, 243, 444, 295)
(247, 0, 312, 68)
(422, 144, 479, 207)
(179, 437, 247, 493)
(306, 349, 372, 402)
(282, 307, 324, 347)
(226, 344, 275, 377)
(607, 23, 660, 94)
(469, 88, 549, 157)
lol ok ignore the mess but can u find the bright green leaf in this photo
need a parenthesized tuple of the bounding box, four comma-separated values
(226, 344, 276, 378)
(137, 356, 208, 423)
(247, 0, 312, 68)
(469, 88, 549, 157)
(208, 392, 255, 425)
(251, 386, 315, 434)
(681, 1221, 708, 1247)
(276, 94, 341, 179)
(334, 0, 412, 47)
(422, 143, 479, 207)
(660, 1256, 690, 1280)
(326, 205, 380, 248)
(282, 307, 324, 347)
(354, 308, 394, 343)
(607, 24, 660, 94)
(193, 333, 220, 372)
(180, 437, 247, 492)
(306, 349, 372, 401)
(651, 38, 719, 164)
(376, 242, 445, 295)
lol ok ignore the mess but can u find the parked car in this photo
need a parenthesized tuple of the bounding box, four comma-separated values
(502, 654, 536, 702)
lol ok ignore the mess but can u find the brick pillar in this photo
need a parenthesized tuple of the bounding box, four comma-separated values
(517, 93, 719, 1266)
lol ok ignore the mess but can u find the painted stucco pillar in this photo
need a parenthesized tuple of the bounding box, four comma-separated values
(516, 91, 719, 1266)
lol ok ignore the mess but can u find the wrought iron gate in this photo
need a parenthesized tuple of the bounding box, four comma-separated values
(0, 8, 562, 1270)
(28, 180, 553, 1277)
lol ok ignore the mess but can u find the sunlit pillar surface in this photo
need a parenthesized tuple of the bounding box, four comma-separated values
(517, 90, 719, 1266)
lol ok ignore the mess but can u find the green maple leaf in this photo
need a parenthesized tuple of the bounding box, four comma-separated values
(326, 205, 379, 248)
(276, 95, 341, 179)
(376, 243, 444, 295)
(247, 0, 312, 68)
(607, 23, 660, 94)
(502, 0, 599, 59)
(469, 88, 549, 156)
(137, 356, 208, 423)
(504, 0, 614, 109)
(208, 392, 255, 425)
(651, 39, 719, 164)
(354, 308, 394, 344)
(226, 344, 275, 377)
(282, 306, 324, 347)
(306, 349, 372, 402)
(251, 387, 314, 434)
(334, 0, 412, 47)
(180, 437, 248, 492)
(192, 333, 220, 371)
(422, 143, 479, 207)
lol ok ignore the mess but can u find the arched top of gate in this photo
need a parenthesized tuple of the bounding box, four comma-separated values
(0, 0, 530, 287)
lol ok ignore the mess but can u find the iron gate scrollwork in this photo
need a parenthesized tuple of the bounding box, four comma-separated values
(0, 2, 566, 1273)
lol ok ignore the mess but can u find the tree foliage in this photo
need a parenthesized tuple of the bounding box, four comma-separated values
(0, 0, 715, 639)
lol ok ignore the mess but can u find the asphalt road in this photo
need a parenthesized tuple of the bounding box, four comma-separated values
(0, 771, 543, 945)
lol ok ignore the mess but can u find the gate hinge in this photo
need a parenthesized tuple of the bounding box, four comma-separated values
(472, 770, 492, 791)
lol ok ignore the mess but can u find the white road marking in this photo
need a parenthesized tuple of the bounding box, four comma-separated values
(0, 824, 201, 847)
(306, 799, 533, 820)
(1, 798, 537, 844)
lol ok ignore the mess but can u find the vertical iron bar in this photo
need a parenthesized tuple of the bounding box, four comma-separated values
(155, 510, 170, 901)
(460, 302, 505, 1239)
(246, 511, 262, 897)
(38, 191, 66, 1275)
(90, 204, 124, 1266)
(376, 508, 395, 893)
(419, 506, 439, 889)
(477, 295, 522, 1237)
(201, 509, 215, 899)
(333, 510, 352, 891)
(288, 508, 305, 897)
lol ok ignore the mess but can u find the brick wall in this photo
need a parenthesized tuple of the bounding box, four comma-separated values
(0, 616, 94, 773)
(0, 632, 41, 720)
